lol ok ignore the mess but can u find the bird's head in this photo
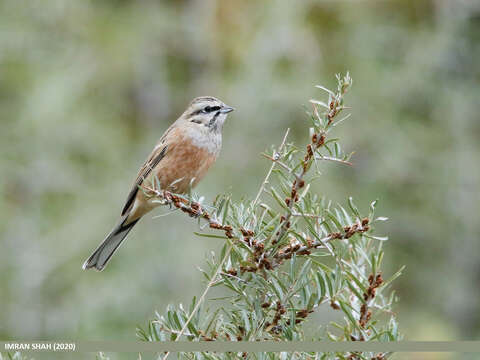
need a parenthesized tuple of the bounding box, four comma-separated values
(183, 96, 234, 132)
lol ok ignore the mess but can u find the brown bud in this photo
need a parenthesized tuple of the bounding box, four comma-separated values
(210, 222, 222, 229)
(306, 144, 314, 157)
(191, 202, 200, 210)
(264, 259, 273, 270)
(296, 309, 308, 318)
(318, 134, 325, 145)
(297, 249, 311, 256)
(361, 304, 367, 315)
(330, 301, 340, 310)
(366, 310, 372, 322)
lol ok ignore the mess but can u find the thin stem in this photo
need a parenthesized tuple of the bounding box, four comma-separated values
(252, 129, 290, 208)
(261, 153, 293, 173)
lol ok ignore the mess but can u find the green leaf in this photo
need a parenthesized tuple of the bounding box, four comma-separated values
(290, 253, 297, 279)
(315, 85, 335, 96)
(338, 300, 361, 330)
(364, 234, 389, 241)
(340, 206, 353, 226)
(241, 310, 251, 333)
(369, 199, 379, 218)
(269, 276, 285, 300)
(296, 259, 312, 287)
(255, 214, 280, 239)
(382, 265, 406, 289)
(193, 232, 228, 239)
(326, 210, 343, 231)
(346, 281, 366, 304)
(347, 197, 360, 217)
(344, 269, 367, 294)
(270, 187, 289, 210)
(221, 196, 231, 223)
(315, 270, 326, 299)
(324, 272, 334, 297)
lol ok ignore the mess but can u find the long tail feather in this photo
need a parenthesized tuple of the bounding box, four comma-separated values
(82, 217, 139, 271)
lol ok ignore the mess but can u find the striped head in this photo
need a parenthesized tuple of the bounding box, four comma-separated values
(181, 96, 234, 133)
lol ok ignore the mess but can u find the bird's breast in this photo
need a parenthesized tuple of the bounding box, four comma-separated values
(184, 126, 222, 155)
(153, 130, 220, 194)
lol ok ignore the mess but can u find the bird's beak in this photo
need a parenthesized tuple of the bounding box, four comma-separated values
(220, 105, 234, 114)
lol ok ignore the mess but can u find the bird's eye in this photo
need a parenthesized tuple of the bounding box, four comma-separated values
(202, 105, 221, 113)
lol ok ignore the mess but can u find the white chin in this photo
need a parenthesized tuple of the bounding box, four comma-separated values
(216, 114, 227, 129)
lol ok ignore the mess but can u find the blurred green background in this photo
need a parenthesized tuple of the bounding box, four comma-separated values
(1, 0, 479, 359)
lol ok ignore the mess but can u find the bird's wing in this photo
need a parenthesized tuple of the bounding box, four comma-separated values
(121, 143, 168, 216)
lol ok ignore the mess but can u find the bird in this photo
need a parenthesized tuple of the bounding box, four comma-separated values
(82, 96, 234, 271)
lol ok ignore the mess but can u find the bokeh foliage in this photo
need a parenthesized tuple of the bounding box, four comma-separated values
(1, 1, 479, 360)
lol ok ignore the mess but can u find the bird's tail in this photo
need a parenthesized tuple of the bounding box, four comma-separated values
(82, 216, 139, 271)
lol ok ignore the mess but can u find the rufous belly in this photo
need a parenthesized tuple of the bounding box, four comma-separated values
(127, 140, 217, 222)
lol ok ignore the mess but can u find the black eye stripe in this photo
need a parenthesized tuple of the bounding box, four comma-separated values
(204, 105, 221, 113)
(190, 105, 221, 118)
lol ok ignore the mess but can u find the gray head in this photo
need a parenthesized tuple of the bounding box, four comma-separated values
(182, 96, 234, 132)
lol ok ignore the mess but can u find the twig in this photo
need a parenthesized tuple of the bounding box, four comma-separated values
(272, 219, 370, 267)
(252, 129, 290, 208)
(269, 132, 326, 246)
(261, 153, 293, 173)
(144, 189, 236, 239)
(359, 272, 384, 329)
